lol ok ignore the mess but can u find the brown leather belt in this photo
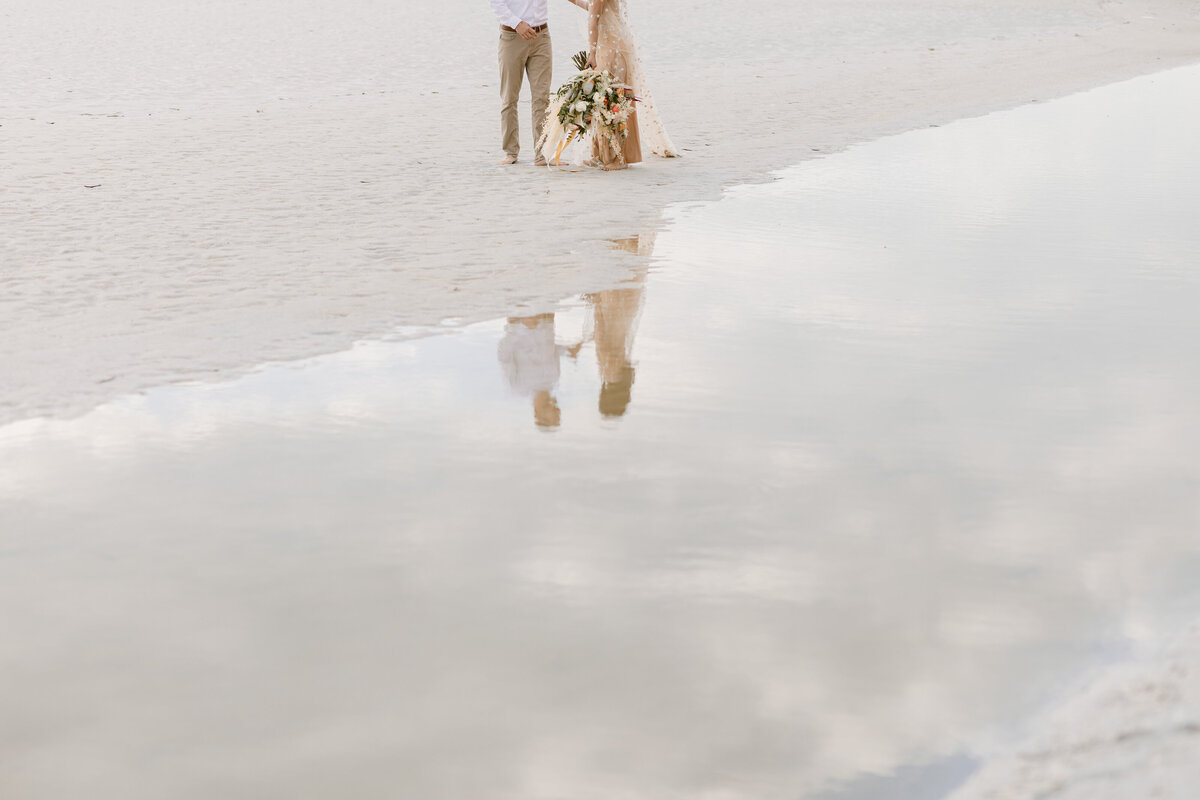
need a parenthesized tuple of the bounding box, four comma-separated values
(501, 23, 548, 32)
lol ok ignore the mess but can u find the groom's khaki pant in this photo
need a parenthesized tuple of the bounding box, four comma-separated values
(498, 27, 552, 161)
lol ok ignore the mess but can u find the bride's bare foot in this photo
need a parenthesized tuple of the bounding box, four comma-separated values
(602, 163, 628, 171)
(497, 155, 518, 165)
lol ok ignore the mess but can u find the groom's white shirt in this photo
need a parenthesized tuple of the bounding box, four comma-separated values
(489, 0, 548, 29)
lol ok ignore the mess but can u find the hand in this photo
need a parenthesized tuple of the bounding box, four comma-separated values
(587, 50, 597, 68)
(515, 21, 537, 40)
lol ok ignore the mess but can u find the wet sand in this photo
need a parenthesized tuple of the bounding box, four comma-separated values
(3, 0, 1200, 424)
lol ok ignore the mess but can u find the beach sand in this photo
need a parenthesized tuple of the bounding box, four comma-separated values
(947, 622, 1200, 800)
(3, 0, 1200, 425)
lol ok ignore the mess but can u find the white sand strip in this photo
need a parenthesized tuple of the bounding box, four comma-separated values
(947, 622, 1200, 800)
(3, 0, 1199, 425)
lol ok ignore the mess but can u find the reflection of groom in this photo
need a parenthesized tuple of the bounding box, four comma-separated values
(489, 0, 551, 166)
(498, 314, 566, 428)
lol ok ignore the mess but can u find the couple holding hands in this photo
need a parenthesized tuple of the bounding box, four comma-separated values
(489, 0, 678, 169)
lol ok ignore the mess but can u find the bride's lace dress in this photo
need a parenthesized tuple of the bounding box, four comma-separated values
(588, 0, 678, 163)
(539, 0, 678, 167)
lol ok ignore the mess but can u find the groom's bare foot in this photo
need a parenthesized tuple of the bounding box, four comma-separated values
(497, 155, 518, 165)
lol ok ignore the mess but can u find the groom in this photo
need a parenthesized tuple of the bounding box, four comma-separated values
(489, 0, 552, 166)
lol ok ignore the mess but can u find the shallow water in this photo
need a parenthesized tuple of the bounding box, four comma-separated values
(3, 65, 1200, 799)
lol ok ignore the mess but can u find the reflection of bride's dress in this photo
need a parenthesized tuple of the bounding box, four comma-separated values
(588, 234, 650, 415)
(590, 277, 643, 414)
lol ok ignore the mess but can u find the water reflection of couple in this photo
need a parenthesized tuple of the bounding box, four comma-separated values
(498, 236, 648, 428)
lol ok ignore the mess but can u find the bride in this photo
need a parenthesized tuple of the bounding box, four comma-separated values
(560, 0, 679, 169)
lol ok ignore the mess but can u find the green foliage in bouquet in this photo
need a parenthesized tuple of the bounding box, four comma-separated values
(540, 53, 638, 165)
(552, 68, 634, 138)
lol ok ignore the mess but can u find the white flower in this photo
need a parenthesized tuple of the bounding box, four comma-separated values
(574, 101, 588, 112)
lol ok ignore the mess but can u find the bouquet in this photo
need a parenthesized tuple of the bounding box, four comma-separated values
(538, 51, 637, 167)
